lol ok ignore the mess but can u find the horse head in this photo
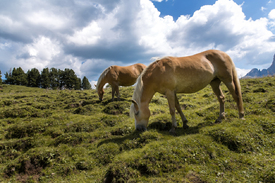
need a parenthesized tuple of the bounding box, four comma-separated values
(131, 100, 150, 131)
(98, 89, 104, 101)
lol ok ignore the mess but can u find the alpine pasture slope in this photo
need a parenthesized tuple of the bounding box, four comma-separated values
(0, 76, 274, 182)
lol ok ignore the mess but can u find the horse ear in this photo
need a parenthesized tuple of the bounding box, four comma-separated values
(132, 100, 139, 115)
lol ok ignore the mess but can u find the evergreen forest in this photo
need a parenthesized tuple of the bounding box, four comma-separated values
(1, 68, 91, 90)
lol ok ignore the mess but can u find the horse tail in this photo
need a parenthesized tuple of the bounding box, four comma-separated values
(231, 58, 245, 118)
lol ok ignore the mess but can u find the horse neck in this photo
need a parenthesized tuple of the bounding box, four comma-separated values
(131, 75, 155, 119)
(97, 76, 107, 92)
(139, 85, 155, 107)
(136, 87, 154, 121)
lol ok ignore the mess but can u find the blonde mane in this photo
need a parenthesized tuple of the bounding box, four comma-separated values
(130, 73, 143, 118)
(96, 66, 111, 92)
(130, 58, 164, 118)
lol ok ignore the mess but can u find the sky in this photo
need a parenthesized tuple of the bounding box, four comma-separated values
(0, 0, 275, 85)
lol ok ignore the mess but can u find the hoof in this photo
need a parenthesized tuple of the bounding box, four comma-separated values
(169, 129, 177, 136)
(239, 113, 245, 119)
(183, 124, 189, 129)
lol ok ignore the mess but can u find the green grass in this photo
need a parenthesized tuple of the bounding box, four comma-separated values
(0, 76, 274, 182)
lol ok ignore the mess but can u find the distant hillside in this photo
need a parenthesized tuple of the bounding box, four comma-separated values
(244, 54, 275, 78)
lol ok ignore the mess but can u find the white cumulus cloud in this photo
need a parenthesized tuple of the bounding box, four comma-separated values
(269, 9, 275, 19)
(268, 9, 275, 28)
(67, 21, 101, 45)
(0, 0, 274, 81)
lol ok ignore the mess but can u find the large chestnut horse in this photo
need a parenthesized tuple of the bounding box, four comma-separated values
(130, 50, 244, 134)
(96, 63, 146, 101)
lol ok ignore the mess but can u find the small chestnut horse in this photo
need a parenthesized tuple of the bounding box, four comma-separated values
(130, 50, 244, 134)
(96, 63, 146, 101)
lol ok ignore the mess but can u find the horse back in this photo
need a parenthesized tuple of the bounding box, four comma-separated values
(203, 50, 236, 81)
(134, 63, 147, 73)
(142, 50, 234, 93)
(170, 50, 234, 80)
(107, 64, 144, 86)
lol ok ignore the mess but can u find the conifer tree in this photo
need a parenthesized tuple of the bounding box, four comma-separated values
(74, 78, 81, 90)
(27, 68, 40, 87)
(11, 68, 17, 84)
(41, 68, 50, 89)
(58, 69, 65, 89)
(12, 67, 27, 85)
(62, 68, 77, 89)
(4, 69, 12, 84)
(50, 68, 59, 89)
(82, 76, 91, 90)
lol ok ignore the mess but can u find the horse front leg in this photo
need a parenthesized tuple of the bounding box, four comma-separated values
(166, 90, 177, 135)
(210, 79, 225, 123)
(114, 85, 120, 101)
(111, 86, 115, 101)
(175, 93, 189, 129)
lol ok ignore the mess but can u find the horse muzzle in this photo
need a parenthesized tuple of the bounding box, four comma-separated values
(136, 124, 147, 132)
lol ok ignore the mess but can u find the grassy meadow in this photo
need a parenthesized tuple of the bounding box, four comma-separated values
(0, 76, 274, 182)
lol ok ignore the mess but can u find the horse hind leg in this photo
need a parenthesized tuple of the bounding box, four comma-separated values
(111, 85, 120, 101)
(111, 86, 115, 101)
(210, 78, 225, 123)
(166, 90, 178, 135)
(174, 93, 189, 129)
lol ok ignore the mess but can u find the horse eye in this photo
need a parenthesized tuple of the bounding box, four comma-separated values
(135, 111, 139, 116)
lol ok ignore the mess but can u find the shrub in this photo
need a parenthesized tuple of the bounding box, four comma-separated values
(203, 123, 266, 153)
(121, 131, 161, 150)
(53, 133, 92, 146)
(64, 121, 104, 133)
(265, 99, 275, 112)
(148, 114, 173, 130)
(110, 126, 134, 136)
(92, 143, 120, 165)
(260, 165, 275, 182)
(0, 138, 35, 152)
(103, 101, 129, 115)
(5, 123, 47, 139)
(105, 135, 222, 182)
(4, 147, 59, 177)
(100, 115, 122, 127)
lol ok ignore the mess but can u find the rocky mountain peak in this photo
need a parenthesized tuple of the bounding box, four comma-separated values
(268, 54, 275, 71)
(244, 53, 275, 78)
